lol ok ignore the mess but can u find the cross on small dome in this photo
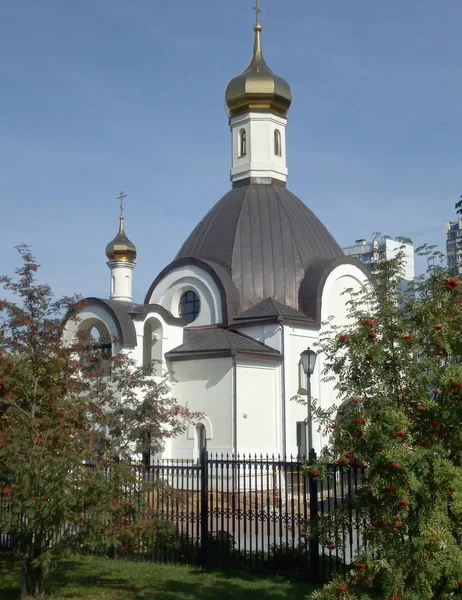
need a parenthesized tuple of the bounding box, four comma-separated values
(105, 192, 137, 262)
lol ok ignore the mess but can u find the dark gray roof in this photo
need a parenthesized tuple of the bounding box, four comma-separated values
(175, 183, 344, 314)
(234, 297, 313, 323)
(165, 327, 281, 361)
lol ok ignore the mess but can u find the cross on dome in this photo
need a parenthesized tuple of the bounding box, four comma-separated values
(253, 0, 261, 26)
(105, 191, 137, 264)
(225, 0, 292, 120)
(118, 191, 127, 218)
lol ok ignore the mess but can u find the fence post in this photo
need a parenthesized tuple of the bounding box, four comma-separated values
(308, 449, 320, 581)
(199, 448, 209, 567)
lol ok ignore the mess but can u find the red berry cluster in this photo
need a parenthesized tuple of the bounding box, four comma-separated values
(444, 277, 459, 289)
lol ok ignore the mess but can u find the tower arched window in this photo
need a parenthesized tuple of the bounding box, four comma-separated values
(274, 129, 282, 157)
(239, 129, 247, 157)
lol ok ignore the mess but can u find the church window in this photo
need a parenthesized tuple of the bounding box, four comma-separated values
(179, 290, 200, 324)
(239, 129, 247, 157)
(274, 129, 282, 156)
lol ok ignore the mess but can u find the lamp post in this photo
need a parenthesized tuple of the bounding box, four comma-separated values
(300, 347, 317, 460)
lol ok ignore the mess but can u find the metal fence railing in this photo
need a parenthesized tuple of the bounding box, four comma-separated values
(0, 451, 366, 581)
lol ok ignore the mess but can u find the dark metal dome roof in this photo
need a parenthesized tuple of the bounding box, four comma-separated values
(175, 183, 344, 314)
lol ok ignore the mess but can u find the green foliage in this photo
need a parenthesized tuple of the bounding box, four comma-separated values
(309, 246, 462, 600)
(114, 516, 181, 556)
(0, 246, 200, 598)
(268, 542, 310, 575)
(455, 194, 462, 216)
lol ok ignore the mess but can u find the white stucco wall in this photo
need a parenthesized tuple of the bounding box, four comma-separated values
(230, 112, 288, 184)
(283, 325, 319, 458)
(234, 323, 282, 352)
(317, 263, 369, 451)
(236, 360, 281, 456)
(107, 260, 135, 303)
(320, 265, 368, 326)
(168, 357, 233, 458)
(130, 312, 183, 372)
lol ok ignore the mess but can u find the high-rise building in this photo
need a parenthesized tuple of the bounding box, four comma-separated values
(343, 237, 415, 282)
(445, 219, 462, 275)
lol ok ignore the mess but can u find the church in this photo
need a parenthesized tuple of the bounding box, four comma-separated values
(65, 8, 370, 461)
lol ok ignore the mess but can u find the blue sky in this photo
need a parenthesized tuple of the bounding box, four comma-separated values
(1, 0, 460, 302)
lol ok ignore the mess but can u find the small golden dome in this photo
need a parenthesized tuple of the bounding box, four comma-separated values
(105, 216, 137, 262)
(225, 22, 292, 118)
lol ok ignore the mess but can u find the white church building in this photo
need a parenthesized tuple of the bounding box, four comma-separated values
(65, 11, 371, 462)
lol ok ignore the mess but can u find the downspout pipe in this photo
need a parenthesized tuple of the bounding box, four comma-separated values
(280, 324, 286, 458)
(232, 356, 237, 456)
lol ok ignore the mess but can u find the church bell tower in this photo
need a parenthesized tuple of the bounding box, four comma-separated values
(225, 1, 292, 186)
(105, 192, 137, 303)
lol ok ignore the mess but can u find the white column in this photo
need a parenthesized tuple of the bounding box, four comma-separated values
(107, 260, 135, 302)
(230, 112, 288, 184)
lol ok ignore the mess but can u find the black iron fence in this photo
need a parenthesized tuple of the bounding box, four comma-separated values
(0, 491, 12, 551)
(0, 452, 365, 581)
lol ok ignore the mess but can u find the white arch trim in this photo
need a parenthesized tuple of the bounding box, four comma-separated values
(63, 305, 120, 347)
(148, 265, 223, 326)
(188, 415, 213, 441)
(320, 263, 370, 324)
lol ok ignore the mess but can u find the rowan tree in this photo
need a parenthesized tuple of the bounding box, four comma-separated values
(309, 246, 462, 600)
(0, 246, 199, 599)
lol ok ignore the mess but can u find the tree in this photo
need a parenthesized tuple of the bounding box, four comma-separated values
(309, 246, 462, 600)
(455, 194, 462, 216)
(395, 236, 413, 245)
(0, 246, 199, 599)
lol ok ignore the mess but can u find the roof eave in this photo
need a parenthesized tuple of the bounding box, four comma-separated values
(165, 348, 282, 362)
(229, 316, 318, 330)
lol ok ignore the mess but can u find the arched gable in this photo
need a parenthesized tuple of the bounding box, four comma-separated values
(144, 258, 241, 327)
(299, 256, 372, 324)
(63, 297, 137, 348)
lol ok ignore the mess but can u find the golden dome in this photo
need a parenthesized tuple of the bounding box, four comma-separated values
(105, 216, 137, 262)
(225, 22, 292, 118)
